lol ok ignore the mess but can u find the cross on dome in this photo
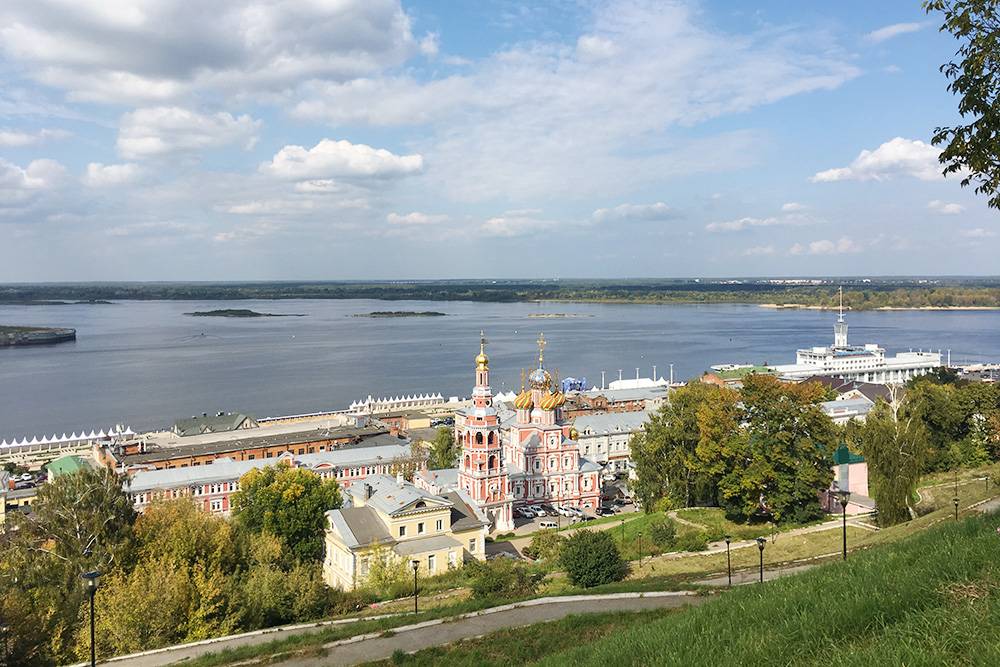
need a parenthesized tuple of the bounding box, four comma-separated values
(536, 332, 546, 366)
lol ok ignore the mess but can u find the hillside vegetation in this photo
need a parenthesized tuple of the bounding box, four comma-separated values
(539, 514, 1000, 666)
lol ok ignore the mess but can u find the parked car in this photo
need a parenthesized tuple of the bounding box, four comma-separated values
(555, 505, 573, 517)
(528, 504, 545, 516)
(520, 508, 536, 519)
(539, 520, 559, 530)
(539, 503, 557, 515)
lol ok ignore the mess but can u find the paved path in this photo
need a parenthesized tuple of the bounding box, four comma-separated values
(276, 592, 706, 666)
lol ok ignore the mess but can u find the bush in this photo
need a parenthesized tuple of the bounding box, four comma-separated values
(466, 559, 542, 600)
(674, 532, 709, 552)
(560, 530, 628, 588)
(522, 529, 565, 561)
(648, 519, 677, 547)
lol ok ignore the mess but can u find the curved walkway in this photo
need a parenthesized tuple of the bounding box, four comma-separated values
(277, 592, 705, 666)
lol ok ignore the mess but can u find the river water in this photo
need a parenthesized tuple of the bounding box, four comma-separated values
(1, 299, 998, 438)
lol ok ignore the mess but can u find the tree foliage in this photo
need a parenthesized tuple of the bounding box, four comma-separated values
(523, 529, 566, 561)
(632, 377, 835, 524)
(855, 391, 930, 526)
(465, 558, 543, 600)
(231, 463, 342, 562)
(925, 0, 1000, 209)
(560, 530, 628, 588)
(428, 426, 460, 470)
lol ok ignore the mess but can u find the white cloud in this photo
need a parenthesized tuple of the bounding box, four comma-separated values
(961, 227, 997, 238)
(0, 157, 68, 220)
(927, 200, 964, 215)
(866, 22, 926, 44)
(0, 0, 419, 103)
(811, 137, 942, 182)
(706, 216, 789, 232)
(781, 202, 805, 212)
(419, 33, 440, 57)
(0, 158, 66, 195)
(261, 139, 423, 180)
(742, 245, 775, 256)
(789, 236, 862, 255)
(576, 35, 618, 61)
(592, 202, 673, 222)
(481, 211, 560, 237)
(118, 107, 260, 159)
(387, 212, 448, 225)
(292, 2, 858, 201)
(293, 180, 342, 194)
(0, 127, 69, 146)
(82, 162, 142, 187)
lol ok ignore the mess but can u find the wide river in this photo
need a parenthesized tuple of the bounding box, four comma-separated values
(2, 299, 998, 439)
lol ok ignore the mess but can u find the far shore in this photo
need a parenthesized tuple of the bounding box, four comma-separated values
(759, 304, 1000, 312)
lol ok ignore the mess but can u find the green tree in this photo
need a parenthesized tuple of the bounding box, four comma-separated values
(648, 518, 678, 548)
(631, 382, 731, 509)
(925, 0, 1000, 209)
(718, 375, 836, 523)
(231, 464, 342, 562)
(363, 544, 410, 596)
(465, 558, 542, 600)
(523, 529, 565, 561)
(428, 426, 459, 469)
(3, 466, 136, 664)
(560, 530, 628, 588)
(856, 391, 930, 526)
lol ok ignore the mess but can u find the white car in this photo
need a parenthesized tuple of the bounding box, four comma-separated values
(556, 505, 573, 517)
(520, 508, 536, 519)
(539, 520, 559, 530)
(528, 504, 545, 515)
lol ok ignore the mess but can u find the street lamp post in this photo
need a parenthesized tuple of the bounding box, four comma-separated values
(724, 535, 732, 587)
(411, 561, 419, 614)
(954, 496, 960, 522)
(621, 518, 625, 545)
(834, 490, 851, 561)
(80, 570, 101, 667)
(755, 537, 766, 584)
(637, 531, 643, 565)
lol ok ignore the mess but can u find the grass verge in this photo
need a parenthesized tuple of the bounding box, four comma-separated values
(537, 513, 1000, 666)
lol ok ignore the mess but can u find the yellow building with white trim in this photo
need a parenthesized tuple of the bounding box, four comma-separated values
(322, 474, 489, 590)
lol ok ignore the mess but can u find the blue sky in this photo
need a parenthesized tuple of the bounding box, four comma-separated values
(0, 0, 995, 281)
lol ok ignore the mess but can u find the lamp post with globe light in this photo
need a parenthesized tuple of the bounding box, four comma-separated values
(755, 537, 766, 584)
(834, 490, 851, 560)
(411, 561, 419, 614)
(724, 535, 732, 587)
(80, 570, 101, 667)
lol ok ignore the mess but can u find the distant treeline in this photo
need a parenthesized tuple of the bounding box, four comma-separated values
(1, 280, 1000, 309)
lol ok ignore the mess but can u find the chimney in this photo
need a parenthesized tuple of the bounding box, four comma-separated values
(364, 482, 373, 500)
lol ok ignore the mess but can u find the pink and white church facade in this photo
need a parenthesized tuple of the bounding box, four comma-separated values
(433, 333, 601, 532)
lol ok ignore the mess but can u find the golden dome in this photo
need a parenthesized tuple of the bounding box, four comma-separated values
(514, 390, 534, 410)
(569, 427, 579, 440)
(539, 390, 564, 411)
(475, 352, 489, 369)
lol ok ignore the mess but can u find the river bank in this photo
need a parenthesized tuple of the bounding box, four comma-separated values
(760, 304, 1000, 311)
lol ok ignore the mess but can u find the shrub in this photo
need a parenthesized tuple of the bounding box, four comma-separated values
(523, 529, 566, 561)
(466, 559, 542, 600)
(674, 532, 709, 552)
(560, 530, 628, 588)
(648, 519, 677, 547)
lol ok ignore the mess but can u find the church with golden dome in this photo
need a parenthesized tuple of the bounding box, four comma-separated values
(503, 334, 602, 513)
(429, 333, 601, 532)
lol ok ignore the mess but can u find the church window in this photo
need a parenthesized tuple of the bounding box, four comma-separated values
(476, 432, 484, 445)
(417, 522, 425, 534)
(436, 519, 443, 531)
(399, 526, 406, 537)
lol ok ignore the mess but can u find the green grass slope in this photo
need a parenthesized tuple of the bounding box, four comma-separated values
(539, 514, 1000, 667)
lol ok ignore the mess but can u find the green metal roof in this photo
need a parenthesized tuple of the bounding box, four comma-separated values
(715, 365, 775, 380)
(833, 444, 865, 465)
(47, 455, 88, 477)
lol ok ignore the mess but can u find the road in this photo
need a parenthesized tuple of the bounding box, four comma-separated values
(275, 593, 706, 666)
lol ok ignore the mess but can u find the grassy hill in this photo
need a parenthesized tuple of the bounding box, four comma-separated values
(538, 513, 1000, 666)
(380, 513, 1000, 666)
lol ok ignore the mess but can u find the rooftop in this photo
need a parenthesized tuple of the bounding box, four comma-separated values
(573, 411, 651, 434)
(123, 423, 388, 464)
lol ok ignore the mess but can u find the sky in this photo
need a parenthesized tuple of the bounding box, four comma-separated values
(0, 0, 996, 281)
